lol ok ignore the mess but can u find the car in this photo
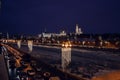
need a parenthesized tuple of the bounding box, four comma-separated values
(16, 67, 26, 75)
(43, 72, 51, 77)
(19, 72, 28, 80)
(20, 60, 29, 67)
(27, 70, 36, 76)
(35, 66, 42, 72)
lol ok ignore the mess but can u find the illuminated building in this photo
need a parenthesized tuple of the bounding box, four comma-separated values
(75, 24, 83, 34)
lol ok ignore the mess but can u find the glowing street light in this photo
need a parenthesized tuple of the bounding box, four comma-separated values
(61, 41, 72, 71)
(17, 40, 21, 49)
(62, 41, 72, 48)
(28, 40, 33, 52)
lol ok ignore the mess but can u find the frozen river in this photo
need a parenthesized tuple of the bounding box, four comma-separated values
(12, 44, 120, 79)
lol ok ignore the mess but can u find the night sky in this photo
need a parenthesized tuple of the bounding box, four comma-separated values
(0, 0, 120, 34)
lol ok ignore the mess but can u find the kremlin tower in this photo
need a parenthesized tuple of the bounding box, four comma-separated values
(75, 24, 83, 34)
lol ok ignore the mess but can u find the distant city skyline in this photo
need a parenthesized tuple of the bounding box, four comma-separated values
(0, 0, 120, 34)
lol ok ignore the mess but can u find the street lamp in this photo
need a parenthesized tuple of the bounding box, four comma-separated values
(17, 40, 21, 49)
(28, 40, 33, 52)
(61, 41, 72, 71)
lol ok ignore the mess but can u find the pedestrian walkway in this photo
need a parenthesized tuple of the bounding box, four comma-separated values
(0, 55, 9, 80)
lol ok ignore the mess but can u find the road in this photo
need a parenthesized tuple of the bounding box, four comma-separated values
(11, 44, 120, 79)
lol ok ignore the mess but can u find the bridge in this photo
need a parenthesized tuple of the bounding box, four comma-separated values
(0, 42, 86, 80)
(0, 40, 120, 80)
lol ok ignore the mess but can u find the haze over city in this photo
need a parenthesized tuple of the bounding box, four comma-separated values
(0, 0, 120, 34)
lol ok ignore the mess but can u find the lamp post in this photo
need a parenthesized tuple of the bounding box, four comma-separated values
(28, 40, 33, 52)
(17, 40, 21, 49)
(61, 42, 72, 71)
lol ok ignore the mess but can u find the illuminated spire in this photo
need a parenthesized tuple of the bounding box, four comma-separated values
(75, 24, 83, 34)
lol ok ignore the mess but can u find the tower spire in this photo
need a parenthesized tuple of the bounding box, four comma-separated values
(75, 24, 83, 34)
